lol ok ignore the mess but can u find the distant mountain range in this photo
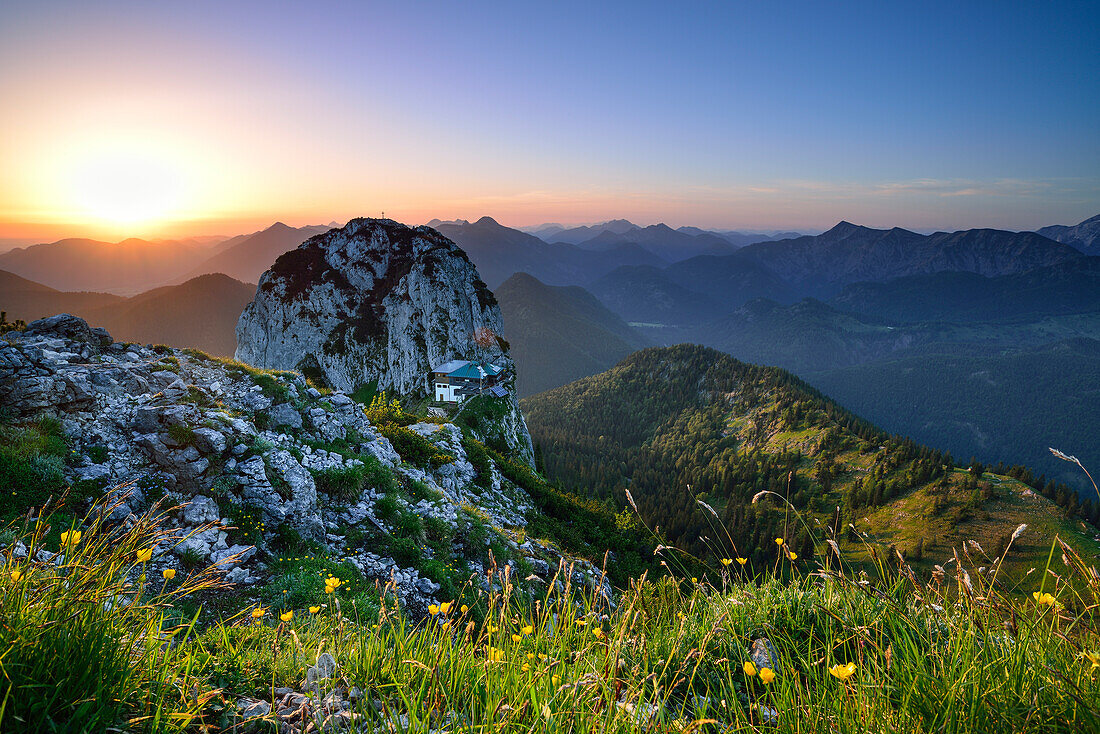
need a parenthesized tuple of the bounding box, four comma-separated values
(0, 270, 253, 355)
(432, 216, 666, 289)
(0, 222, 332, 295)
(182, 222, 333, 284)
(496, 273, 646, 397)
(1037, 213, 1100, 256)
(0, 237, 213, 294)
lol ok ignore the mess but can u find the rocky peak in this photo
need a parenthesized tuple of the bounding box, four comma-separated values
(235, 218, 533, 462)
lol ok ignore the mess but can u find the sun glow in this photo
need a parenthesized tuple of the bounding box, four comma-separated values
(68, 149, 188, 227)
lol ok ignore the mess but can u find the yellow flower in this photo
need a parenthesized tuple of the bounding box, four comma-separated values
(162, 568, 176, 580)
(252, 607, 265, 619)
(574, 619, 586, 626)
(592, 628, 604, 639)
(440, 621, 450, 631)
(736, 557, 748, 566)
(552, 675, 561, 686)
(61, 530, 82, 546)
(1032, 591, 1057, 606)
(691, 577, 698, 583)
(439, 601, 452, 615)
(325, 585, 336, 594)
(461, 604, 469, 614)
(309, 606, 321, 614)
(788, 551, 798, 561)
(522, 663, 531, 672)
(538, 653, 548, 661)
(720, 558, 732, 567)
(135, 548, 153, 563)
(759, 667, 776, 684)
(512, 634, 523, 643)
(743, 661, 757, 677)
(428, 604, 440, 616)
(775, 537, 784, 545)
(10, 569, 22, 582)
(280, 611, 293, 622)
(830, 662, 856, 680)
(521, 625, 534, 636)
(527, 653, 535, 660)
(485, 646, 504, 662)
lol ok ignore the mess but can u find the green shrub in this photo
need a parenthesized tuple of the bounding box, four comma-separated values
(0, 419, 69, 517)
(377, 424, 454, 469)
(252, 373, 291, 401)
(408, 479, 440, 502)
(86, 445, 109, 464)
(462, 435, 494, 492)
(167, 423, 196, 446)
(314, 464, 367, 503)
(375, 492, 400, 520)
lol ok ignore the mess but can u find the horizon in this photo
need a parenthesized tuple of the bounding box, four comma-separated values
(1, 1, 1098, 243)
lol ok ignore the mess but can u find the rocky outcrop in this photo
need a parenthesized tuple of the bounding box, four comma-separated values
(0, 315, 592, 614)
(236, 218, 534, 463)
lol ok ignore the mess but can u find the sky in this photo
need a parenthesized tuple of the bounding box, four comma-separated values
(0, 0, 1098, 243)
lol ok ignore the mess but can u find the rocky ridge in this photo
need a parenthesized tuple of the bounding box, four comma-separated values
(0, 314, 607, 613)
(235, 218, 533, 464)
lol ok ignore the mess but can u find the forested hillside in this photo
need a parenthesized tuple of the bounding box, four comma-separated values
(522, 345, 1099, 578)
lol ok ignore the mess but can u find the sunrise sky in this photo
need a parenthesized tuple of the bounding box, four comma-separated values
(1, 0, 1097, 244)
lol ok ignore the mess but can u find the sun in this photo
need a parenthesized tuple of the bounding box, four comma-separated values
(69, 150, 187, 227)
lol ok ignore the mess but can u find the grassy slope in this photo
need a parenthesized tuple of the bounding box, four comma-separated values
(524, 345, 1100, 584)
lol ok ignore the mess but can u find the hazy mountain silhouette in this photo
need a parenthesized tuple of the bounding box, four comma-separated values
(496, 272, 646, 396)
(0, 237, 211, 294)
(184, 222, 332, 284)
(432, 216, 666, 288)
(733, 222, 1084, 298)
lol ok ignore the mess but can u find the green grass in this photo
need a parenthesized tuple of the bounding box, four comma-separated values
(4, 486, 1100, 732)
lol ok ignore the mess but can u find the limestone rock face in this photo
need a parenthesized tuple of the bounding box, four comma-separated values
(236, 218, 533, 463)
(236, 219, 501, 395)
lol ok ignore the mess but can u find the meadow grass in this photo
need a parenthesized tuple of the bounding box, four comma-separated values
(2, 488, 1100, 731)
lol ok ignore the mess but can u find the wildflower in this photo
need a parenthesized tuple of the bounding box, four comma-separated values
(759, 668, 776, 684)
(10, 569, 22, 582)
(136, 548, 153, 563)
(743, 661, 757, 677)
(592, 628, 605, 639)
(252, 607, 265, 619)
(677, 611, 686, 621)
(162, 568, 176, 580)
(309, 606, 321, 613)
(538, 653, 548, 661)
(830, 662, 856, 680)
(736, 557, 748, 566)
(521, 625, 534, 635)
(440, 621, 450, 631)
(461, 604, 469, 614)
(512, 634, 523, 643)
(1032, 591, 1057, 606)
(325, 585, 336, 594)
(522, 663, 531, 672)
(692, 577, 698, 583)
(788, 551, 798, 561)
(486, 646, 504, 662)
(439, 601, 452, 615)
(61, 530, 82, 546)
(429, 604, 440, 616)
(527, 653, 536, 660)
(775, 537, 784, 546)
(281, 611, 294, 622)
(574, 619, 587, 626)
(552, 675, 561, 686)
